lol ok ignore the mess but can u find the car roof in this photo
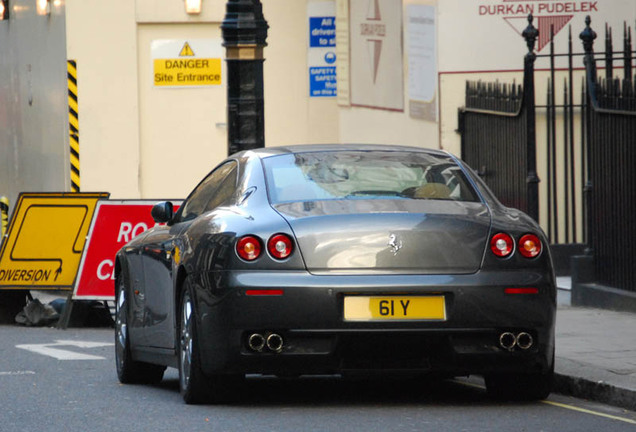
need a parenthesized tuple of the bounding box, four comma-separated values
(237, 144, 452, 159)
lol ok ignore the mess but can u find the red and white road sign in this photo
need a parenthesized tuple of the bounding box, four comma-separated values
(73, 200, 181, 300)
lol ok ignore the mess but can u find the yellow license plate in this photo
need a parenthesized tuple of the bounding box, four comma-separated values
(343, 296, 446, 321)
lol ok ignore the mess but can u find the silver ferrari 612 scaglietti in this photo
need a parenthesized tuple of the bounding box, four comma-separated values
(114, 144, 556, 404)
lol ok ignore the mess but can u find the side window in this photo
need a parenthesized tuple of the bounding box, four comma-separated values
(205, 165, 238, 212)
(179, 161, 238, 222)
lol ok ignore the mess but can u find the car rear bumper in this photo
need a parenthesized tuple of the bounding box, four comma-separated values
(193, 270, 556, 377)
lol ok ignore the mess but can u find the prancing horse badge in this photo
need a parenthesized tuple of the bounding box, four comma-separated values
(388, 233, 402, 256)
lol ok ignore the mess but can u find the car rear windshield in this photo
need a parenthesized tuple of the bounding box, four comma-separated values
(262, 151, 480, 204)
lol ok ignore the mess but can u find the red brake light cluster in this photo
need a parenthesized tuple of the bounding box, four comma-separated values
(490, 233, 514, 257)
(236, 234, 294, 261)
(268, 234, 293, 260)
(518, 234, 542, 258)
(236, 236, 261, 261)
(490, 233, 542, 259)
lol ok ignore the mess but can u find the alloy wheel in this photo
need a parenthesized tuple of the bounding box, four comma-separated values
(115, 282, 127, 373)
(179, 291, 194, 391)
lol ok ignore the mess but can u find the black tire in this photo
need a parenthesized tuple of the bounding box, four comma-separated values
(485, 354, 554, 401)
(178, 281, 214, 404)
(178, 279, 243, 404)
(115, 275, 166, 385)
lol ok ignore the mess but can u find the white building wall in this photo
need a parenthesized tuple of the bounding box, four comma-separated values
(65, 0, 140, 198)
(2, 0, 634, 206)
(336, 0, 440, 149)
(67, 0, 341, 199)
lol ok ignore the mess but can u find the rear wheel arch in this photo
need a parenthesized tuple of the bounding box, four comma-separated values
(114, 255, 129, 292)
(175, 265, 189, 304)
(114, 257, 129, 316)
(115, 256, 165, 385)
(114, 258, 122, 287)
(174, 266, 189, 344)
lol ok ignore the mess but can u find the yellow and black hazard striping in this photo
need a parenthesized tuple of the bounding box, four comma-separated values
(0, 196, 8, 237)
(68, 60, 80, 192)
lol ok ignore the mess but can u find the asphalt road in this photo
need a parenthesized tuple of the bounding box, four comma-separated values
(1, 325, 635, 432)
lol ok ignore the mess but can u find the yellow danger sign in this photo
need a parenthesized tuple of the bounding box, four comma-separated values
(152, 39, 223, 87)
(0, 192, 109, 290)
(154, 58, 222, 86)
(179, 42, 195, 57)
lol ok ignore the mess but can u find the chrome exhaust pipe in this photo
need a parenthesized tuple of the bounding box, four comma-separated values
(499, 332, 517, 351)
(248, 333, 265, 352)
(516, 332, 534, 350)
(266, 333, 284, 353)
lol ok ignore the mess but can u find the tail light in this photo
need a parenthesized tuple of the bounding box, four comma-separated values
(236, 236, 262, 261)
(268, 234, 294, 260)
(490, 233, 514, 257)
(519, 234, 542, 258)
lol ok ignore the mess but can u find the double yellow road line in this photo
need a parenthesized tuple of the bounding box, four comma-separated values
(455, 379, 636, 425)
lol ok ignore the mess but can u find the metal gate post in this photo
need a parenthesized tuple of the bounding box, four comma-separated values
(522, 15, 540, 222)
(580, 16, 597, 254)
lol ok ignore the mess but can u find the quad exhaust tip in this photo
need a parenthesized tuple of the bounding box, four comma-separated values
(516, 332, 533, 350)
(499, 332, 517, 351)
(247, 332, 284, 353)
(248, 333, 266, 352)
(499, 331, 534, 351)
(266, 333, 284, 353)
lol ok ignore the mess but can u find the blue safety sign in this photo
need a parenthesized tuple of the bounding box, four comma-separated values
(308, 14, 337, 98)
(310, 66, 337, 97)
(309, 17, 336, 48)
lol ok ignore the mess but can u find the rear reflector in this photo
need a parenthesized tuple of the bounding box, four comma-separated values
(505, 287, 539, 295)
(246, 289, 284, 296)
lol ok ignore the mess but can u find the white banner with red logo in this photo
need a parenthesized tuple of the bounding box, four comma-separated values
(438, 0, 635, 72)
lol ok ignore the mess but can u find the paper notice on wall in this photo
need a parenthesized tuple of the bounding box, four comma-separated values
(407, 4, 437, 121)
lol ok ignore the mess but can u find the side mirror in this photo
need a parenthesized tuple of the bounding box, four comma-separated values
(151, 201, 174, 224)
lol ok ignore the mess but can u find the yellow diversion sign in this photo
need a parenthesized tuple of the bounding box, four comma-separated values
(152, 39, 223, 87)
(0, 192, 109, 290)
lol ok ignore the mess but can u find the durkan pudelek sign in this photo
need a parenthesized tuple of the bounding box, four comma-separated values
(478, 0, 599, 52)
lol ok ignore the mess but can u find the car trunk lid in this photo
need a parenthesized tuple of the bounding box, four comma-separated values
(273, 199, 491, 274)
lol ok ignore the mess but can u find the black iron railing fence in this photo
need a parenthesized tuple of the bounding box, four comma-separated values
(459, 15, 540, 222)
(539, 25, 584, 245)
(459, 14, 636, 292)
(464, 81, 523, 114)
(581, 17, 636, 292)
(458, 82, 528, 214)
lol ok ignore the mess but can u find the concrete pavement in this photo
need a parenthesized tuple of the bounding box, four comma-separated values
(554, 278, 636, 411)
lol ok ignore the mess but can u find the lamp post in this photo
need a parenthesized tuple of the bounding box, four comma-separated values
(221, 0, 269, 156)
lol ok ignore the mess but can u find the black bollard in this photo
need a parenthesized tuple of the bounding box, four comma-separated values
(221, 0, 269, 156)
